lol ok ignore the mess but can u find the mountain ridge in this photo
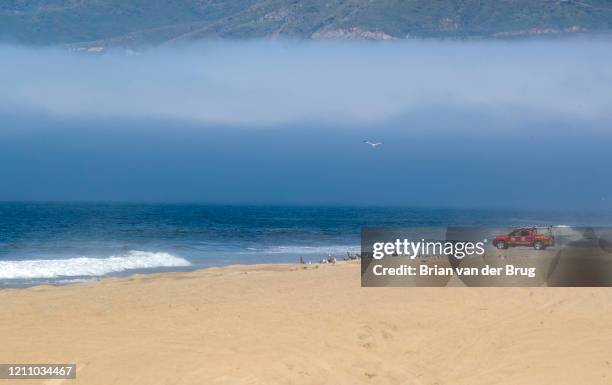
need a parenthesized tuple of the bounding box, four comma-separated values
(2, 0, 612, 47)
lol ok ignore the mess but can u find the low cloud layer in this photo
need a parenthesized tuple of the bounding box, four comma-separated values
(2, 39, 612, 127)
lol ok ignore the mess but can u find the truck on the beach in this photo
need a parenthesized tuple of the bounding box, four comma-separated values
(492, 227, 554, 250)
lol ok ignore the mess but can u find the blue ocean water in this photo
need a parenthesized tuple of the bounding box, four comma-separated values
(1, 203, 612, 286)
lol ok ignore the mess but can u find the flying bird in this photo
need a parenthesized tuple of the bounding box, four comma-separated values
(364, 140, 383, 148)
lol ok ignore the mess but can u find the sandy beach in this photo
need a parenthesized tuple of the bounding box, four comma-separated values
(1, 261, 612, 385)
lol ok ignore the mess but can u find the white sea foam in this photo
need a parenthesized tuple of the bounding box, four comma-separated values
(0, 251, 191, 279)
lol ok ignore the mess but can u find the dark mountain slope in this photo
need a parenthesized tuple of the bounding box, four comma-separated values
(2, 0, 612, 45)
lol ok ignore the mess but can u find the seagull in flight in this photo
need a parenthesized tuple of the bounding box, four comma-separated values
(364, 140, 383, 149)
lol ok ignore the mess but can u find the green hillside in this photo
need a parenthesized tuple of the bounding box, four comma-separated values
(2, 0, 612, 45)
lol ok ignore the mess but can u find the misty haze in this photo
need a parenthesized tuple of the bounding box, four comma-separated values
(1, 39, 611, 208)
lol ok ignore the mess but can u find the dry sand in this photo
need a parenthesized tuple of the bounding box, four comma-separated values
(1, 261, 612, 385)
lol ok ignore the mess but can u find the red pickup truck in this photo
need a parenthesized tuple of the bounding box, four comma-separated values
(492, 227, 554, 250)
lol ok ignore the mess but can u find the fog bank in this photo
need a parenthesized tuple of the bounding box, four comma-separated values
(2, 39, 611, 127)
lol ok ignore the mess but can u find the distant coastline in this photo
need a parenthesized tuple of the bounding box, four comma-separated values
(4, 1, 612, 47)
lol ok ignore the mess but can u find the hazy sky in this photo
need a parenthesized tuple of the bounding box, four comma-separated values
(1, 39, 611, 208)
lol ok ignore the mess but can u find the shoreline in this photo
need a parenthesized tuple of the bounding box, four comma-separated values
(2, 261, 612, 384)
(0, 260, 349, 290)
(0, 261, 328, 291)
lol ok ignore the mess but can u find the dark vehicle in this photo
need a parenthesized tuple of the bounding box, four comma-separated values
(492, 227, 554, 250)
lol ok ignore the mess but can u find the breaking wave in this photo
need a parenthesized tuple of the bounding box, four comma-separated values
(0, 251, 191, 280)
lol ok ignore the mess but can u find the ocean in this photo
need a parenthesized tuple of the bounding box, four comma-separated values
(1, 203, 611, 287)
